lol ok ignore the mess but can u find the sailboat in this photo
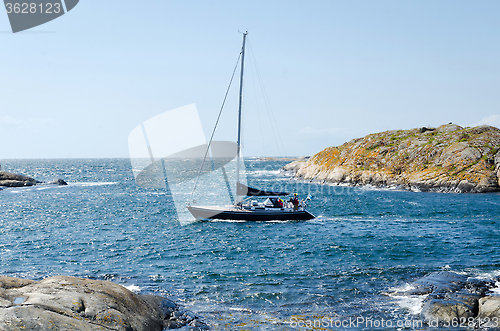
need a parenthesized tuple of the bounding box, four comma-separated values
(187, 32, 315, 221)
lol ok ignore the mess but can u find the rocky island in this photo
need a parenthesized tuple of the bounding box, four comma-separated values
(0, 276, 208, 330)
(0, 171, 67, 188)
(283, 124, 500, 193)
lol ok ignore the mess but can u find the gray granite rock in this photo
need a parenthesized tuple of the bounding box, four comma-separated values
(0, 171, 67, 188)
(47, 178, 68, 185)
(391, 271, 500, 327)
(406, 271, 469, 296)
(478, 296, 500, 319)
(421, 296, 477, 322)
(0, 171, 39, 187)
(0, 276, 208, 331)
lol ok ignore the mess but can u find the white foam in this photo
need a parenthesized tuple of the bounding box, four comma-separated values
(6, 184, 69, 193)
(72, 182, 118, 187)
(389, 283, 415, 293)
(124, 284, 141, 293)
(491, 282, 500, 295)
(388, 283, 426, 315)
(178, 217, 202, 226)
(252, 169, 281, 176)
(228, 307, 253, 313)
(391, 294, 427, 315)
(473, 270, 500, 280)
(471, 270, 500, 295)
(35, 186, 54, 191)
(8, 190, 22, 194)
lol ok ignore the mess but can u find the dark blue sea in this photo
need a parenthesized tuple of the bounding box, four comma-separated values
(1, 158, 500, 330)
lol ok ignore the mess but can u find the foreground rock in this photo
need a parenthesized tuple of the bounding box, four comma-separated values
(0, 171, 67, 187)
(479, 296, 500, 320)
(392, 271, 500, 327)
(0, 276, 208, 331)
(283, 124, 500, 193)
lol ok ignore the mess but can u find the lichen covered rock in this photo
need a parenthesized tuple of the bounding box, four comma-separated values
(283, 124, 500, 193)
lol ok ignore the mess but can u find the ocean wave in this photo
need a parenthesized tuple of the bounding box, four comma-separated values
(71, 182, 119, 187)
(124, 284, 142, 293)
(386, 284, 427, 315)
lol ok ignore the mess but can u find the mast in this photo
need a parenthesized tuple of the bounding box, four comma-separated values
(236, 31, 247, 204)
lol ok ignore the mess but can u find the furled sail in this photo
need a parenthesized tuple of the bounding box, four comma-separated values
(236, 182, 289, 196)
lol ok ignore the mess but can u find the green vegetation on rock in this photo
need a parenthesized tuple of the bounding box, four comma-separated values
(283, 124, 500, 193)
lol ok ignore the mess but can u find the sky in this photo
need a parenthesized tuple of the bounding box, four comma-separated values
(1, 0, 499, 159)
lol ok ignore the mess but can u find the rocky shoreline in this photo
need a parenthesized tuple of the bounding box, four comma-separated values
(282, 124, 500, 193)
(0, 171, 67, 188)
(0, 276, 208, 331)
(391, 271, 500, 327)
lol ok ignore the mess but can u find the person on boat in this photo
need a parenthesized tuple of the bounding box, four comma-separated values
(278, 198, 284, 208)
(292, 193, 299, 211)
